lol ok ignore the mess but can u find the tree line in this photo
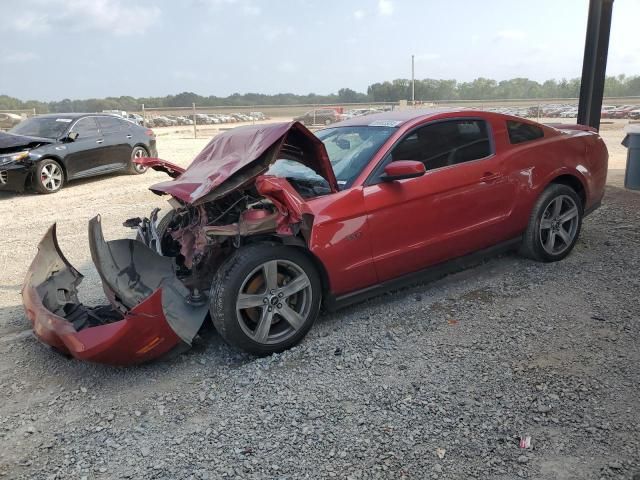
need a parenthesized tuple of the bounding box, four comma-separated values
(1, 75, 639, 113)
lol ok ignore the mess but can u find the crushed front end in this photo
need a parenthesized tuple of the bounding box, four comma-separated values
(22, 122, 335, 365)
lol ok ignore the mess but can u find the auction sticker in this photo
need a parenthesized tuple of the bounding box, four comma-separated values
(56, 118, 72, 122)
(369, 120, 403, 127)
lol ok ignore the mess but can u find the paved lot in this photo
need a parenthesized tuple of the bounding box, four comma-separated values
(0, 120, 638, 479)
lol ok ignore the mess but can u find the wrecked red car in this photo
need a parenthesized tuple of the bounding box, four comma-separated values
(23, 111, 608, 364)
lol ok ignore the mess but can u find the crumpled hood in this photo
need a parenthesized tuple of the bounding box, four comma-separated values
(0, 131, 52, 152)
(149, 122, 338, 205)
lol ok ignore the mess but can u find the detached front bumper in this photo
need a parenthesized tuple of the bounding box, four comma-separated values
(22, 216, 209, 365)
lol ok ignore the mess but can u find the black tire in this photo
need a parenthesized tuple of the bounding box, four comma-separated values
(34, 159, 64, 194)
(156, 209, 177, 238)
(520, 183, 583, 262)
(209, 243, 322, 355)
(128, 146, 149, 174)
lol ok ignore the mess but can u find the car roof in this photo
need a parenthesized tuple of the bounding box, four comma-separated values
(335, 108, 470, 127)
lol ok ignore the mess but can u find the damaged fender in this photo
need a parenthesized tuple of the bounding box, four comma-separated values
(133, 157, 186, 178)
(22, 218, 209, 365)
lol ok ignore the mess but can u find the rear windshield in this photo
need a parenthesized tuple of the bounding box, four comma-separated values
(10, 117, 72, 139)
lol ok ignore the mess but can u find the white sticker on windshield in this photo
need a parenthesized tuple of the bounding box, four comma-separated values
(368, 120, 402, 127)
(55, 118, 72, 122)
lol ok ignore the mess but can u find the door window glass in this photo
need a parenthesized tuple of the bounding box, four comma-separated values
(392, 119, 492, 171)
(506, 120, 544, 144)
(97, 116, 125, 134)
(71, 117, 100, 138)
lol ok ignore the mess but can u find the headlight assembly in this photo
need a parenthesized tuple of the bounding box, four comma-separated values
(0, 151, 30, 164)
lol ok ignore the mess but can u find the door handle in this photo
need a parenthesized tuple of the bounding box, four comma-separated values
(126, 134, 132, 139)
(96, 139, 104, 144)
(481, 172, 500, 183)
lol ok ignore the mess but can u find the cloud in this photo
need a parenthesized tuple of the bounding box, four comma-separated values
(263, 25, 295, 42)
(172, 71, 197, 80)
(494, 29, 526, 41)
(242, 4, 261, 15)
(353, 9, 365, 20)
(11, 0, 161, 36)
(378, 0, 393, 16)
(1, 51, 40, 63)
(277, 61, 297, 73)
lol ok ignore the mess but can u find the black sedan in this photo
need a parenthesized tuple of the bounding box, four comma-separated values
(0, 113, 157, 194)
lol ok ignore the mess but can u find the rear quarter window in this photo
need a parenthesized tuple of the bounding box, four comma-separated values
(507, 121, 544, 144)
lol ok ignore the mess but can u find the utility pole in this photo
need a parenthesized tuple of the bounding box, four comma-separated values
(411, 54, 415, 106)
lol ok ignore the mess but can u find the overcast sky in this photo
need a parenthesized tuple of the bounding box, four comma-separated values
(1, 0, 639, 101)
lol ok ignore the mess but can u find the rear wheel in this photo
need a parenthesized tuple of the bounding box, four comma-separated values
(209, 243, 321, 355)
(34, 159, 64, 194)
(520, 184, 583, 262)
(128, 146, 149, 174)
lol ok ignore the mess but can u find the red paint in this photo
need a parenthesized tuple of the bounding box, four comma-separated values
(135, 157, 185, 177)
(23, 110, 608, 365)
(23, 286, 182, 365)
(383, 160, 426, 178)
(301, 110, 607, 295)
(150, 122, 338, 203)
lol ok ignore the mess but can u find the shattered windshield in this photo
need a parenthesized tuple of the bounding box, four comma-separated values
(267, 126, 396, 190)
(9, 117, 72, 139)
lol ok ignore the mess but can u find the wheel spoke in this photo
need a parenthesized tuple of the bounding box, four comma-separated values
(262, 261, 279, 292)
(557, 226, 571, 244)
(559, 206, 578, 223)
(252, 308, 273, 343)
(278, 303, 305, 331)
(544, 231, 556, 251)
(540, 218, 552, 229)
(237, 293, 265, 309)
(278, 274, 310, 299)
(551, 197, 562, 217)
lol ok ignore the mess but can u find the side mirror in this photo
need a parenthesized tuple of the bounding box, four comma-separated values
(66, 131, 79, 142)
(381, 161, 426, 181)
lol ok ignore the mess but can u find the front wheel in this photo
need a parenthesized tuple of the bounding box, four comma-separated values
(128, 146, 149, 174)
(209, 243, 321, 355)
(520, 184, 583, 262)
(34, 159, 64, 194)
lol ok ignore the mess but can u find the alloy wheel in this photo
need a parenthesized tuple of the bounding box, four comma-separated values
(133, 148, 148, 173)
(40, 163, 62, 191)
(539, 195, 579, 255)
(235, 260, 312, 345)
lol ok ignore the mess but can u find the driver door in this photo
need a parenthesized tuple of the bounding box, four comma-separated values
(363, 118, 516, 282)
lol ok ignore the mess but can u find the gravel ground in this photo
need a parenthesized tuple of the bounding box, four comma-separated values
(0, 121, 639, 479)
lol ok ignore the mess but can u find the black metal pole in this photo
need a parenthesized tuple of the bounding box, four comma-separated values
(577, 0, 614, 130)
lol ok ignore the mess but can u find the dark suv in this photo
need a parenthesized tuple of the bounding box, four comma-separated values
(0, 113, 157, 194)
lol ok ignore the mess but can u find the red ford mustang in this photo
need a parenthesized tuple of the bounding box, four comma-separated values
(23, 109, 608, 364)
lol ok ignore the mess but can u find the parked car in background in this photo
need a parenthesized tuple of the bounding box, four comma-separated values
(0, 113, 23, 130)
(629, 109, 640, 120)
(0, 113, 156, 194)
(126, 113, 144, 125)
(23, 110, 607, 364)
(293, 108, 340, 125)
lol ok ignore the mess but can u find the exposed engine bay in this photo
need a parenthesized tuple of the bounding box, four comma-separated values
(22, 121, 338, 364)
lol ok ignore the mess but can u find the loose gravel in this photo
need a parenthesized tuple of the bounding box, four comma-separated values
(0, 125, 638, 479)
